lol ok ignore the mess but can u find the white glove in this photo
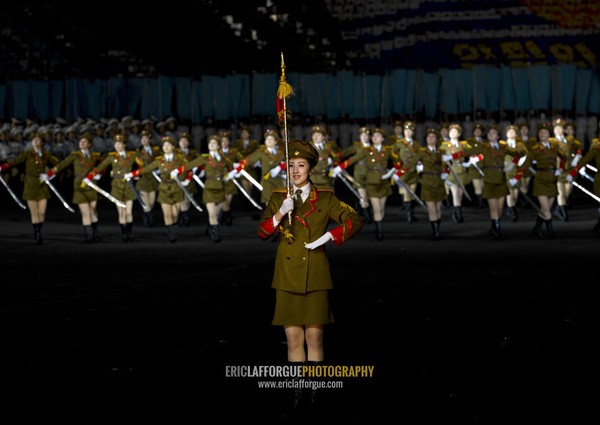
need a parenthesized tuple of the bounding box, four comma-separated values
(531, 160, 537, 165)
(442, 154, 453, 162)
(566, 174, 573, 183)
(198, 169, 205, 178)
(270, 165, 281, 178)
(305, 232, 333, 250)
(461, 161, 471, 168)
(571, 154, 582, 167)
(192, 166, 198, 173)
(331, 165, 343, 178)
(39, 173, 49, 182)
(392, 173, 401, 183)
(170, 168, 180, 179)
(517, 155, 527, 167)
(440, 172, 449, 180)
(327, 157, 333, 166)
(503, 163, 514, 172)
(233, 162, 240, 169)
(93, 173, 102, 181)
(181, 179, 190, 186)
(83, 177, 92, 185)
(123, 172, 133, 181)
(416, 163, 424, 173)
(469, 155, 481, 164)
(381, 168, 395, 180)
(554, 169, 562, 176)
(225, 169, 238, 181)
(579, 167, 587, 176)
(509, 178, 518, 187)
(278, 195, 294, 216)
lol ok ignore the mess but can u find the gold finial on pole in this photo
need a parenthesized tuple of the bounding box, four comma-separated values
(276, 52, 295, 224)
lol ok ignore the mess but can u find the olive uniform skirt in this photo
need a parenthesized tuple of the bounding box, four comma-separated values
(272, 289, 334, 326)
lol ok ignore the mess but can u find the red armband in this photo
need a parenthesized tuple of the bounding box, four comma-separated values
(568, 167, 578, 178)
(47, 169, 55, 178)
(279, 161, 286, 171)
(452, 151, 464, 160)
(0, 162, 12, 171)
(85, 172, 95, 180)
(131, 169, 141, 178)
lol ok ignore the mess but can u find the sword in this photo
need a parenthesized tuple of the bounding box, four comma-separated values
(231, 177, 262, 210)
(126, 179, 147, 210)
(586, 164, 598, 173)
(445, 161, 473, 202)
(580, 170, 595, 183)
(573, 181, 600, 203)
(336, 171, 367, 205)
(193, 174, 205, 189)
(472, 162, 484, 177)
(174, 178, 203, 212)
(84, 179, 126, 208)
(516, 186, 542, 213)
(0, 175, 26, 209)
(239, 168, 263, 191)
(152, 170, 162, 182)
(45, 179, 75, 213)
(394, 177, 428, 211)
(341, 170, 363, 187)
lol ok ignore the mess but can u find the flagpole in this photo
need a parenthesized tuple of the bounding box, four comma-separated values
(277, 52, 295, 224)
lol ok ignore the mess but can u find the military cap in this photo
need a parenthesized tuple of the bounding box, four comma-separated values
(552, 118, 566, 128)
(310, 125, 327, 135)
(140, 130, 152, 138)
(264, 128, 281, 140)
(218, 129, 231, 138)
(403, 121, 416, 131)
(425, 127, 439, 136)
(505, 125, 518, 134)
(393, 120, 403, 127)
(179, 132, 191, 140)
(288, 140, 319, 168)
(371, 127, 386, 137)
(207, 134, 221, 144)
(358, 126, 370, 135)
(487, 123, 501, 133)
(114, 133, 127, 144)
(473, 123, 484, 130)
(537, 122, 552, 134)
(161, 136, 176, 146)
(448, 123, 462, 133)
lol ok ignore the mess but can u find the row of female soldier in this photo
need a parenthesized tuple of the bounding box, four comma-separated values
(333, 119, 599, 241)
(2, 119, 599, 244)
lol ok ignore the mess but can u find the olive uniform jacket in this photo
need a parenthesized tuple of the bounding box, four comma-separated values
(184, 153, 233, 205)
(220, 147, 244, 196)
(131, 154, 188, 204)
(239, 146, 286, 204)
(258, 185, 363, 294)
(51, 150, 103, 204)
(439, 140, 472, 186)
(135, 146, 161, 192)
(309, 141, 340, 189)
(92, 151, 138, 202)
(575, 141, 600, 196)
(341, 141, 370, 188)
(393, 139, 421, 185)
(515, 141, 566, 197)
(403, 146, 447, 203)
(1, 148, 60, 201)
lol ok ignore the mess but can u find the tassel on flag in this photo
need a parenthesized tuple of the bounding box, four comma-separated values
(277, 53, 294, 123)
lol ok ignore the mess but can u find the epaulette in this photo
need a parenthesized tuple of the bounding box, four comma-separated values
(108, 152, 118, 157)
(499, 140, 508, 146)
(272, 188, 287, 193)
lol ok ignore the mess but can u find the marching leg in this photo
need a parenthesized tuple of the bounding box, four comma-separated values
(120, 224, 129, 243)
(374, 220, 384, 241)
(91, 222, 101, 242)
(83, 225, 94, 243)
(33, 223, 43, 245)
(166, 224, 177, 243)
(208, 224, 221, 243)
(125, 222, 134, 242)
(544, 219, 555, 240)
(531, 215, 546, 239)
(430, 220, 441, 241)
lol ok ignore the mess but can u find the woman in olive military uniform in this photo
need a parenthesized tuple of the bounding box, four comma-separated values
(457, 124, 523, 240)
(307, 125, 340, 190)
(43, 132, 104, 243)
(440, 123, 472, 223)
(135, 130, 160, 227)
(125, 136, 188, 243)
(567, 138, 600, 234)
(553, 118, 583, 222)
(175, 134, 233, 242)
(257, 140, 363, 409)
(232, 128, 287, 207)
(402, 128, 448, 240)
(0, 132, 60, 244)
(341, 126, 372, 222)
(503, 125, 529, 223)
(219, 130, 244, 226)
(466, 123, 486, 208)
(333, 128, 397, 241)
(234, 125, 261, 202)
(176, 132, 198, 228)
(393, 120, 421, 223)
(88, 134, 138, 243)
(510, 122, 566, 239)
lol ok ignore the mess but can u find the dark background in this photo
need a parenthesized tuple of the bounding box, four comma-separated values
(1, 180, 598, 423)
